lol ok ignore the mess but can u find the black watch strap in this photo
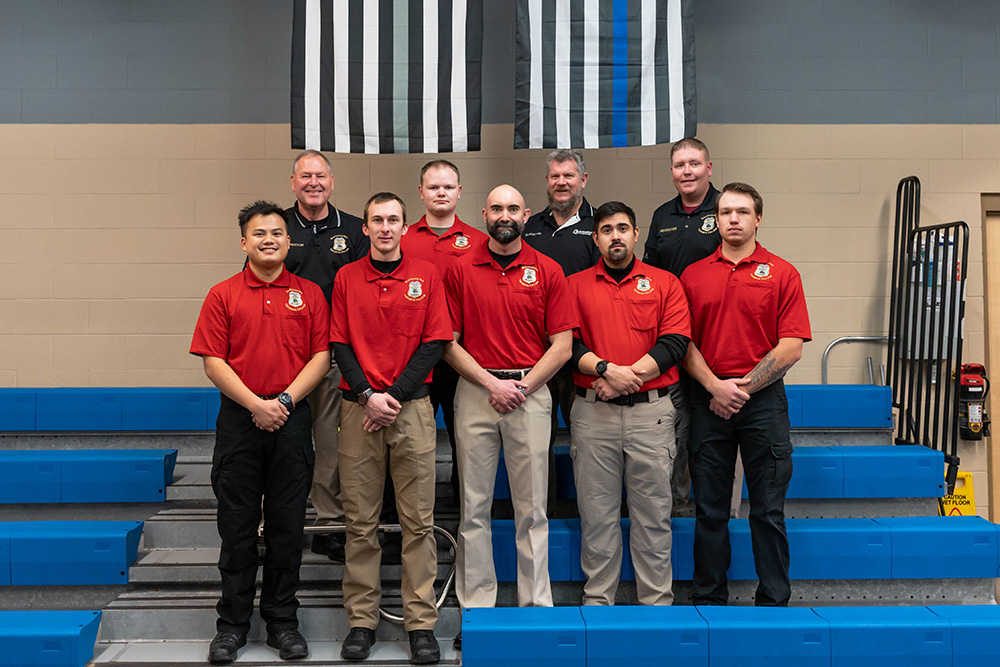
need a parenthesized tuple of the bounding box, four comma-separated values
(277, 392, 294, 411)
(595, 360, 608, 377)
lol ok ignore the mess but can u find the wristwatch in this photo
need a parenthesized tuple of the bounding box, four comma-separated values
(277, 392, 294, 411)
(357, 388, 375, 406)
(595, 360, 609, 377)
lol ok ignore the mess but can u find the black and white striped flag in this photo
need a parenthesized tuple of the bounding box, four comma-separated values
(291, 0, 483, 154)
(514, 0, 696, 150)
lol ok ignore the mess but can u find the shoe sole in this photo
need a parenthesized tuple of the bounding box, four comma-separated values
(411, 651, 441, 664)
(208, 636, 246, 665)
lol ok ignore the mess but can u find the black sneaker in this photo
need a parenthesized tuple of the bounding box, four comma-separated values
(311, 532, 346, 564)
(341, 626, 377, 661)
(408, 629, 441, 665)
(452, 631, 461, 651)
(266, 628, 309, 660)
(208, 631, 246, 664)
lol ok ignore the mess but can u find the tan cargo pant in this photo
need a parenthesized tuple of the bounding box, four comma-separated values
(570, 389, 677, 606)
(454, 377, 553, 608)
(339, 397, 438, 631)
(309, 362, 344, 525)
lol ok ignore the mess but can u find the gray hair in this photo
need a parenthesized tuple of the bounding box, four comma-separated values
(545, 149, 586, 177)
(292, 149, 332, 174)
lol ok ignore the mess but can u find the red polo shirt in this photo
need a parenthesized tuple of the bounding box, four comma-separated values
(190, 267, 330, 396)
(569, 258, 691, 390)
(680, 243, 811, 377)
(445, 242, 578, 369)
(400, 215, 487, 267)
(329, 254, 453, 391)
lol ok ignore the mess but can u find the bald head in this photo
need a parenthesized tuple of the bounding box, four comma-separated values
(483, 184, 530, 246)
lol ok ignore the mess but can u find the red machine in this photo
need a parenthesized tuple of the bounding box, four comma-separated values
(958, 363, 990, 440)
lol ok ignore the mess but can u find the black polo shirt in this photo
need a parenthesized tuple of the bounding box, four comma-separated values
(643, 184, 721, 278)
(522, 197, 601, 276)
(282, 202, 369, 302)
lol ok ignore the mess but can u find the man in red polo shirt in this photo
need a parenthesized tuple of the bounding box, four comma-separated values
(443, 184, 578, 628)
(191, 201, 331, 664)
(681, 182, 811, 607)
(331, 192, 452, 665)
(401, 160, 487, 507)
(568, 200, 691, 606)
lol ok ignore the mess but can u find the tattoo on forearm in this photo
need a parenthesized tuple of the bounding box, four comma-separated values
(745, 351, 793, 391)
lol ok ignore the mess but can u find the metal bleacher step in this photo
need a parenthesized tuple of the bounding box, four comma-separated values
(92, 638, 461, 665)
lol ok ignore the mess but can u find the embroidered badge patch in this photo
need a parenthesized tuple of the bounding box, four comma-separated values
(286, 289, 305, 311)
(634, 277, 653, 294)
(519, 266, 538, 287)
(405, 278, 426, 301)
(699, 215, 717, 234)
(453, 234, 470, 249)
(752, 263, 773, 280)
(330, 235, 348, 253)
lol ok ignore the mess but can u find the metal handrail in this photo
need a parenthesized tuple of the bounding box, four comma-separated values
(304, 523, 458, 624)
(821, 336, 889, 384)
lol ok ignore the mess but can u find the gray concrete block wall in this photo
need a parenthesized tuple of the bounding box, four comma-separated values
(1, 0, 1000, 124)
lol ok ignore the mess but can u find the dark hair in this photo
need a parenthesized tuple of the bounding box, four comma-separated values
(363, 192, 407, 224)
(238, 200, 285, 234)
(670, 137, 710, 162)
(593, 201, 636, 229)
(716, 182, 764, 217)
(420, 159, 461, 183)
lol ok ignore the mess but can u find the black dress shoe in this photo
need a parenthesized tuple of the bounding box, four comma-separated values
(408, 629, 441, 665)
(311, 532, 346, 564)
(452, 631, 461, 651)
(208, 631, 246, 664)
(341, 626, 377, 661)
(266, 628, 309, 660)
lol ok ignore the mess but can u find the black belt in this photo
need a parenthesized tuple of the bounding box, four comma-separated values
(487, 369, 531, 381)
(342, 385, 430, 403)
(258, 393, 280, 400)
(576, 386, 670, 406)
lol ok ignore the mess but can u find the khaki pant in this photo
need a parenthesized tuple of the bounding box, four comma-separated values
(454, 377, 553, 608)
(309, 363, 344, 525)
(570, 390, 676, 605)
(339, 397, 438, 631)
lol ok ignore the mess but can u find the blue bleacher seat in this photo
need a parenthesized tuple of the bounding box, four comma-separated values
(785, 446, 844, 498)
(0, 452, 62, 503)
(122, 388, 211, 431)
(927, 605, 1000, 666)
(462, 606, 585, 667)
(875, 516, 999, 579)
(581, 605, 708, 667)
(0, 610, 101, 667)
(784, 384, 803, 427)
(0, 389, 35, 430)
(696, 606, 830, 667)
(797, 385, 893, 429)
(4, 521, 143, 586)
(0, 450, 177, 504)
(0, 529, 9, 586)
(813, 606, 951, 667)
(493, 519, 572, 583)
(34, 389, 123, 431)
(837, 445, 943, 498)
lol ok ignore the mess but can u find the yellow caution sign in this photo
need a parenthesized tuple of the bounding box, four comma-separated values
(939, 472, 976, 516)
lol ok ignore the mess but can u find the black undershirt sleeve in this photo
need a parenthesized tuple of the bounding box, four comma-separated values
(647, 333, 691, 374)
(571, 337, 593, 371)
(332, 342, 371, 397)
(386, 340, 445, 401)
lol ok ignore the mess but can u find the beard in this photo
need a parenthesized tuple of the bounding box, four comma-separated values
(547, 189, 583, 218)
(488, 219, 523, 244)
(606, 244, 629, 262)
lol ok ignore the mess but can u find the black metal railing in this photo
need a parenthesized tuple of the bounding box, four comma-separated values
(886, 177, 969, 493)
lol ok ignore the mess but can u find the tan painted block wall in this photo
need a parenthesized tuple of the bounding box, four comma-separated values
(0, 122, 992, 513)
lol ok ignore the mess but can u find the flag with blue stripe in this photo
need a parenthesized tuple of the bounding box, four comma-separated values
(291, 0, 483, 154)
(514, 0, 696, 150)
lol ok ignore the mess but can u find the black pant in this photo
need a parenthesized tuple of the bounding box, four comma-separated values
(429, 359, 460, 501)
(688, 379, 793, 606)
(212, 396, 315, 636)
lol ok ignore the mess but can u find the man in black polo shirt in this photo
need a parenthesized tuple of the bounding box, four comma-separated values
(284, 150, 369, 563)
(523, 149, 600, 468)
(642, 137, 725, 520)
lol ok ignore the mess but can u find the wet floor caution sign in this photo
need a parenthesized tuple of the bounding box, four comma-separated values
(939, 472, 976, 516)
